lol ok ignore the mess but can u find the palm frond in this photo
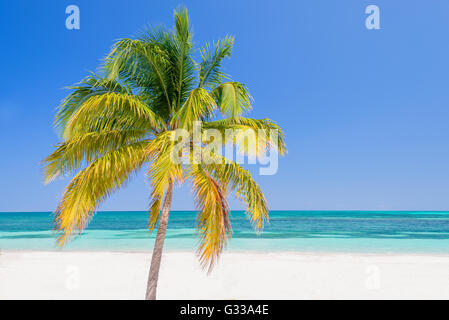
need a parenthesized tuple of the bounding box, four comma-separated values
(104, 37, 174, 119)
(173, 88, 217, 129)
(198, 36, 234, 89)
(186, 164, 231, 272)
(64, 91, 164, 139)
(211, 82, 252, 118)
(199, 149, 269, 230)
(54, 142, 149, 245)
(171, 7, 196, 111)
(55, 74, 129, 135)
(203, 117, 287, 156)
(43, 129, 147, 184)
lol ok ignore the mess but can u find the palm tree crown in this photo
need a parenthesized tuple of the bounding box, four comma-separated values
(43, 8, 286, 273)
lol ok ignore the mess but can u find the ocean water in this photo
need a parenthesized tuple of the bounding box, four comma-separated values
(1, 211, 449, 254)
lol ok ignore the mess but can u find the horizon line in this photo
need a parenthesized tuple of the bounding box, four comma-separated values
(1, 209, 449, 213)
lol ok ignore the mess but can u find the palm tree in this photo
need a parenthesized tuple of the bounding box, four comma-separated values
(43, 8, 286, 300)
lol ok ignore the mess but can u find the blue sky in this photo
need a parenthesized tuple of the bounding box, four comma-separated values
(1, 0, 448, 212)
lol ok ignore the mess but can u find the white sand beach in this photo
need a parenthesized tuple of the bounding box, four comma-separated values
(1, 251, 449, 300)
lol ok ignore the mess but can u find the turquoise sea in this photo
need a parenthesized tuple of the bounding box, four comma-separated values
(1, 211, 449, 253)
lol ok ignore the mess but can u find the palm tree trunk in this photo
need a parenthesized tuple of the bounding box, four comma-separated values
(145, 181, 173, 300)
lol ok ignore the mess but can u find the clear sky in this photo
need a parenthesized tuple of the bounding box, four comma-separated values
(1, 0, 448, 212)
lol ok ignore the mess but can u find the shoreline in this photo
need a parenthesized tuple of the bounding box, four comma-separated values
(2, 251, 449, 299)
(2, 248, 449, 255)
(3, 248, 449, 257)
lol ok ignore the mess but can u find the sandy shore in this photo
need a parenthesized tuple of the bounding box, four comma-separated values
(1, 251, 449, 299)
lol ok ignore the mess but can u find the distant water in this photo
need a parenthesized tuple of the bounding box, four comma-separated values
(1, 211, 449, 253)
